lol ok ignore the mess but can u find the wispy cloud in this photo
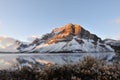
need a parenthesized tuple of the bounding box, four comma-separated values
(115, 18, 120, 24)
(116, 36, 120, 40)
(27, 35, 42, 41)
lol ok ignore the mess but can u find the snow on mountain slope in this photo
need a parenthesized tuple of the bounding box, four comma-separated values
(33, 38, 113, 53)
(27, 23, 114, 53)
(0, 23, 114, 53)
(63, 38, 82, 52)
(104, 39, 120, 46)
(0, 37, 21, 52)
(35, 42, 67, 52)
(0, 36, 30, 52)
(104, 39, 120, 52)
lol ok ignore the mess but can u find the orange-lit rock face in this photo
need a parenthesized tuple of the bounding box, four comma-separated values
(47, 23, 84, 44)
(46, 23, 102, 44)
(74, 24, 82, 35)
(40, 23, 101, 44)
(52, 23, 83, 36)
(64, 23, 74, 35)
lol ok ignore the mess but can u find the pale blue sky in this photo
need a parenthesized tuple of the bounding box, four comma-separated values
(0, 0, 120, 41)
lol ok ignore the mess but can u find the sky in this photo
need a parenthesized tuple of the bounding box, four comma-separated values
(0, 0, 120, 41)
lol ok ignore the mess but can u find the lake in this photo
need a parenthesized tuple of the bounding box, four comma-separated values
(0, 52, 115, 70)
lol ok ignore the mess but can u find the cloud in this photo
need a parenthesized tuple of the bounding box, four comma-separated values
(27, 35, 42, 41)
(116, 36, 120, 40)
(115, 18, 120, 24)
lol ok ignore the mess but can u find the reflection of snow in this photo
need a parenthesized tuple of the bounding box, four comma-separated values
(0, 52, 115, 70)
(0, 59, 12, 69)
(36, 59, 53, 65)
(0, 45, 6, 49)
(0, 59, 5, 63)
(0, 55, 18, 69)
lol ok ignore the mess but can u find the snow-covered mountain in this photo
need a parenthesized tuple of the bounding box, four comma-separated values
(0, 37, 21, 52)
(0, 23, 114, 53)
(0, 36, 28, 52)
(104, 39, 120, 46)
(20, 23, 114, 53)
(104, 39, 120, 52)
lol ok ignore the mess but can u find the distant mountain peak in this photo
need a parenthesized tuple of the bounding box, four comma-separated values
(52, 23, 83, 36)
(0, 23, 114, 53)
(42, 23, 101, 44)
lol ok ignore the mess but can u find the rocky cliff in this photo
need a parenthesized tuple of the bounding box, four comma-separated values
(25, 23, 113, 53)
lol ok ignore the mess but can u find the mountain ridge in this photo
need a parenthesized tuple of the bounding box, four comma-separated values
(24, 23, 113, 53)
(40, 23, 101, 44)
(0, 23, 115, 53)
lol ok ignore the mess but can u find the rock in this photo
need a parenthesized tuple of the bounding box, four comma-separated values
(19, 23, 114, 53)
(44, 23, 101, 44)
